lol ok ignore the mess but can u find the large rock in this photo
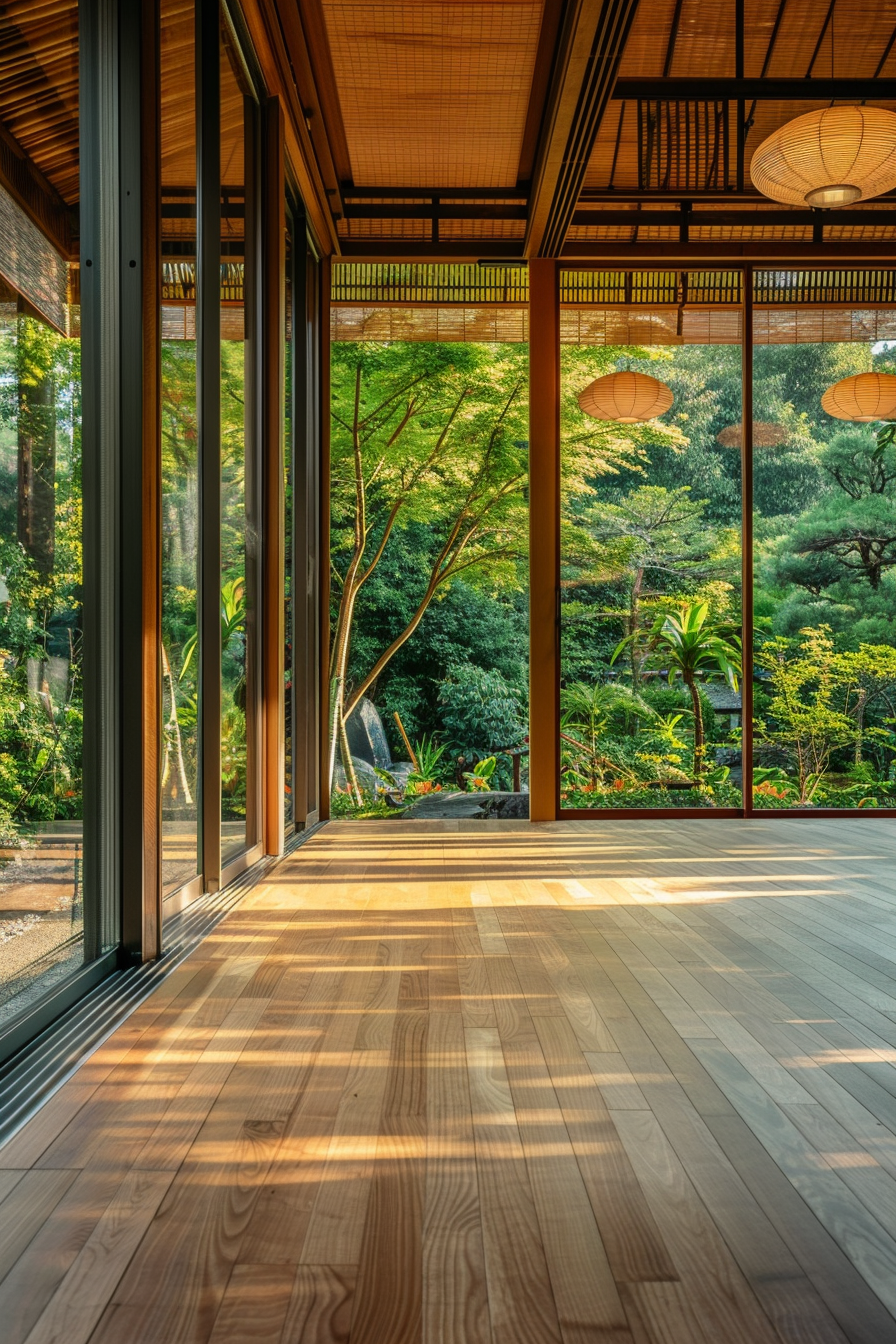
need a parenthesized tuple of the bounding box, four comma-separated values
(401, 791, 529, 820)
(344, 697, 413, 791)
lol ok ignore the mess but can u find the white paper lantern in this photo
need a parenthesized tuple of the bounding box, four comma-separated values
(578, 371, 674, 424)
(751, 105, 896, 208)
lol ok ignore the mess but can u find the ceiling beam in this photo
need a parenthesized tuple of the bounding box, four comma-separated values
(0, 122, 73, 258)
(525, 0, 640, 259)
(343, 204, 527, 221)
(562, 239, 896, 261)
(573, 207, 896, 226)
(614, 77, 896, 100)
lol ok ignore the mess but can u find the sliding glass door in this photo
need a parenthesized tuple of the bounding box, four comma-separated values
(160, 0, 262, 919)
(558, 267, 896, 818)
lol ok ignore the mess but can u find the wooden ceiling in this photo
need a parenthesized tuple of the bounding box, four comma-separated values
(3, 0, 896, 267)
(285, 0, 896, 259)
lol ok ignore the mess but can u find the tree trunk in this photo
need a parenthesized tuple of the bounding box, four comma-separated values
(161, 643, 193, 806)
(629, 568, 644, 689)
(17, 307, 56, 578)
(684, 673, 705, 783)
(853, 688, 867, 766)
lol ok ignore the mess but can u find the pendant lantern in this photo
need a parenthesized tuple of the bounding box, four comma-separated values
(750, 105, 896, 208)
(716, 422, 786, 449)
(578, 371, 673, 424)
(821, 372, 896, 422)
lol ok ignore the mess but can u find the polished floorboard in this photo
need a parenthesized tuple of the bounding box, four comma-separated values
(2, 817, 896, 1343)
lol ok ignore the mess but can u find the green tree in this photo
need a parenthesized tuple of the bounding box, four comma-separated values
(614, 600, 741, 783)
(784, 429, 896, 591)
(755, 627, 857, 804)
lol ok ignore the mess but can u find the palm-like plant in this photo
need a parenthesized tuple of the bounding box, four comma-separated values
(613, 601, 741, 784)
(561, 681, 655, 788)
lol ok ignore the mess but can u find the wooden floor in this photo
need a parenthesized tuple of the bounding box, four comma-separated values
(2, 818, 896, 1343)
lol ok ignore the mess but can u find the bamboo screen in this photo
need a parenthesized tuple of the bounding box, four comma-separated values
(329, 264, 896, 345)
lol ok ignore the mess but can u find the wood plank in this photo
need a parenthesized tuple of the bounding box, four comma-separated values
(534, 1015, 677, 1285)
(349, 995, 426, 1344)
(422, 1012, 491, 1344)
(19, 1169, 174, 1344)
(612, 1108, 782, 1344)
(0, 1169, 79, 1282)
(465, 1026, 563, 1344)
(299, 1048, 390, 1264)
(206, 1264, 296, 1343)
(281, 1265, 355, 1343)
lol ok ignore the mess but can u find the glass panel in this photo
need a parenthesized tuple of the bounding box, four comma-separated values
(328, 335, 530, 819)
(560, 272, 743, 810)
(159, 0, 200, 898)
(0, 2, 86, 1021)
(752, 281, 896, 810)
(220, 24, 251, 861)
(284, 219, 294, 827)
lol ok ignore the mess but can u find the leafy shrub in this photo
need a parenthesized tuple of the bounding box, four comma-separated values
(439, 663, 526, 788)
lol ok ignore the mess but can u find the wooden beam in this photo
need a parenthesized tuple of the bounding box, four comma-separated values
(525, 0, 640, 259)
(562, 240, 896, 262)
(517, 0, 565, 186)
(613, 77, 896, 100)
(262, 97, 286, 858)
(528, 259, 561, 822)
(231, 0, 339, 256)
(319, 255, 332, 821)
(337, 242, 526, 260)
(572, 207, 896, 226)
(0, 122, 73, 258)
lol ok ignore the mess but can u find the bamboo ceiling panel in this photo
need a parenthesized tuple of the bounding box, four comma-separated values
(0, 0, 79, 205)
(161, 0, 196, 192)
(330, 302, 896, 344)
(331, 304, 529, 341)
(319, 0, 544, 186)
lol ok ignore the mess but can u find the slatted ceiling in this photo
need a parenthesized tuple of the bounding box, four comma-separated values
(160, 0, 196, 190)
(0, 0, 79, 205)
(220, 48, 245, 189)
(764, 0, 896, 78)
(438, 218, 526, 238)
(319, 0, 544, 187)
(585, 0, 896, 235)
(614, 0, 678, 79)
(337, 217, 430, 238)
(664, 0, 735, 78)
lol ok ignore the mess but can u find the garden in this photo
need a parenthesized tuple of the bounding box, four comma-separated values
(328, 332, 896, 815)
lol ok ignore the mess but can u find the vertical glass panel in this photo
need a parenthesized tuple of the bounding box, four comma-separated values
(559, 270, 743, 810)
(220, 24, 251, 861)
(160, 0, 199, 898)
(752, 274, 896, 810)
(328, 316, 530, 819)
(0, 2, 85, 1020)
(284, 219, 294, 827)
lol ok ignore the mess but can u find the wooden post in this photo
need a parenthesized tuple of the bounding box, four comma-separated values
(319, 254, 332, 820)
(262, 97, 285, 856)
(528, 259, 561, 821)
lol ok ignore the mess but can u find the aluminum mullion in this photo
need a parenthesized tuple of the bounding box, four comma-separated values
(79, 0, 121, 957)
(742, 266, 754, 817)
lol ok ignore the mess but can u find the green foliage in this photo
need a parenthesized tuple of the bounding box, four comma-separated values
(463, 756, 497, 791)
(755, 627, 858, 804)
(406, 735, 447, 795)
(438, 663, 525, 763)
